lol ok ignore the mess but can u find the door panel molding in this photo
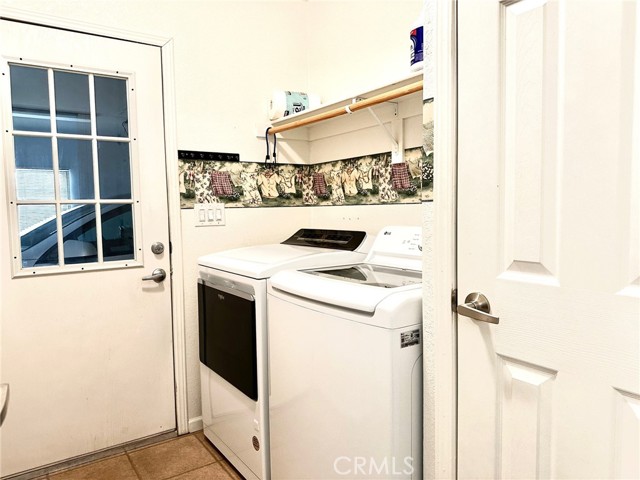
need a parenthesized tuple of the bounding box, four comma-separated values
(612, 388, 640, 478)
(497, 355, 556, 479)
(499, 0, 562, 285)
(623, 4, 640, 296)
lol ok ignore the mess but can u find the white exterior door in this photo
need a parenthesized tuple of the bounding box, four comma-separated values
(457, 0, 640, 478)
(0, 21, 176, 476)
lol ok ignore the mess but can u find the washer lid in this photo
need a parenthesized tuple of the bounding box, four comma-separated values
(269, 266, 422, 313)
(307, 264, 421, 288)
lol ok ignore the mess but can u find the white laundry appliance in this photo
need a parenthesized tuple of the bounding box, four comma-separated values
(197, 229, 371, 480)
(267, 226, 423, 480)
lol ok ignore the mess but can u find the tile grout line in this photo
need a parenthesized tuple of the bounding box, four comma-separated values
(187, 432, 220, 472)
(41, 433, 226, 480)
(219, 461, 242, 480)
(162, 460, 219, 480)
(159, 433, 229, 480)
(192, 433, 243, 480)
(192, 432, 227, 467)
(124, 450, 144, 480)
(125, 433, 220, 480)
(192, 431, 215, 452)
(123, 432, 184, 479)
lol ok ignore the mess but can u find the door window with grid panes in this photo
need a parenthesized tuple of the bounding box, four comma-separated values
(6, 64, 140, 274)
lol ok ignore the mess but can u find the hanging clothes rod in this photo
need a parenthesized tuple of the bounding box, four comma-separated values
(268, 80, 423, 135)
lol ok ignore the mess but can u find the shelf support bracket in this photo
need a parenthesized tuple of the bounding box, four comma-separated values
(366, 107, 402, 163)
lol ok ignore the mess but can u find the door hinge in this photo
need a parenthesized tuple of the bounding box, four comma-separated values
(451, 288, 458, 313)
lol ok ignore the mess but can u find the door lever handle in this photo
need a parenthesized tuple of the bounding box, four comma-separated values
(142, 268, 166, 283)
(457, 292, 499, 324)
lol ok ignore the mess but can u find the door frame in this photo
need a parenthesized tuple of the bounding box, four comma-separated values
(426, 0, 457, 478)
(0, 6, 189, 435)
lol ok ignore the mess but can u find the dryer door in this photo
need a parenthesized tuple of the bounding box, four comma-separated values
(198, 280, 258, 401)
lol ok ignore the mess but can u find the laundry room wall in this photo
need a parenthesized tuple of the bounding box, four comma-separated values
(306, 1, 420, 101)
(0, 0, 425, 429)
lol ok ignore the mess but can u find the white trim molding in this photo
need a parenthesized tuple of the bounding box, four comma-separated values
(160, 40, 190, 436)
(188, 415, 203, 434)
(430, 0, 458, 478)
(0, 6, 169, 47)
(0, 6, 189, 437)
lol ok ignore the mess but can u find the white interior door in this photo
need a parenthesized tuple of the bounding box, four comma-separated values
(457, 0, 640, 478)
(0, 21, 176, 476)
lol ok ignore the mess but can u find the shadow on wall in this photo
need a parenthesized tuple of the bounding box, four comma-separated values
(178, 147, 433, 209)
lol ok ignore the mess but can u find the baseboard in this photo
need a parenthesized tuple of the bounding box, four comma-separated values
(188, 416, 203, 433)
(2, 430, 177, 480)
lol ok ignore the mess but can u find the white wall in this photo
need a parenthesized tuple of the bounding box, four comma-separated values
(306, 1, 420, 102)
(0, 0, 424, 428)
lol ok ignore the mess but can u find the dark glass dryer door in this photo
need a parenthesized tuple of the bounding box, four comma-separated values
(198, 280, 258, 401)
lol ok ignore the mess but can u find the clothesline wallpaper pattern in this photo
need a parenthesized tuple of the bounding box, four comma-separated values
(178, 146, 433, 209)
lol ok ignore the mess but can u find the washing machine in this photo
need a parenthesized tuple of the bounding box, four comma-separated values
(197, 229, 371, 480)
(267, 226, 423, 480)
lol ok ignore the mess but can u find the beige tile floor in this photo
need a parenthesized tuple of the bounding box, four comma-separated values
(38, 431, 243, 480)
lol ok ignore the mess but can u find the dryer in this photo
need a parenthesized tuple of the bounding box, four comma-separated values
(267, 226, 423, 480)
(198, 229, 371, 480)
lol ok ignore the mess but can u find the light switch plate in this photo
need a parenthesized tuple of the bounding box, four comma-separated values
(194, 202, 225, 226)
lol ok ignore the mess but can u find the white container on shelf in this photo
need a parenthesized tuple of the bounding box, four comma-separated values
(269, 90, 320, 121)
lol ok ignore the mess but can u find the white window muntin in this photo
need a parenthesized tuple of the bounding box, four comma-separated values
(2, 58, 144, 276)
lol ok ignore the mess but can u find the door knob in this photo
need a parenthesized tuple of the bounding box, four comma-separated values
(457, 292, 499, 324)
(151, 242, 165, 255)
(142, 268, 166, 283)
(1, 383, 9, 427)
